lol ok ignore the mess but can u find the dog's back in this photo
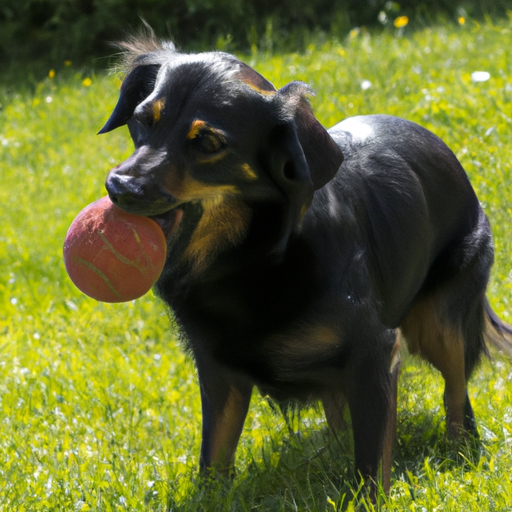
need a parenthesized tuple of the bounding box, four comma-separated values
(323, 115, 485, 326)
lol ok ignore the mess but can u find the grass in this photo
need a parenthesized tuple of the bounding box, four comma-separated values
(1, 17, 512, 511)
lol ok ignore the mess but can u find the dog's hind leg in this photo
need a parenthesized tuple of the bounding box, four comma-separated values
(196, 356, 253, 475)
(400, 240, 493, 437)
(401, 299, 473, 437)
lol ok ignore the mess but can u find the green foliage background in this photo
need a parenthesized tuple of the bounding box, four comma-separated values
(1, 0, 511, 74)
(0, 14, 512, 512)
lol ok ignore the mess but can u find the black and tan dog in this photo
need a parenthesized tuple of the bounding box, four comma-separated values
(98, 35, 512, 495)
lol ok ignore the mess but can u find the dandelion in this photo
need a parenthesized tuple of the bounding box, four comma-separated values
(394, 16, 409, 28)
(48, 69, 56, 79)
(64, 60, 72, 67)
(471, 71, 491, 82)
(82, 77, 92, 87)
(458, 17, 466, 25)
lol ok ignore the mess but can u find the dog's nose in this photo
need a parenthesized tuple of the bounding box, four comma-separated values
(105, 146, 178, 215)
(106, 172, 137, 205)
(105, 169, 177, 216)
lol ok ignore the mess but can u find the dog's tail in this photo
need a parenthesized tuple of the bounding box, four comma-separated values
(484, 298, 512, 357)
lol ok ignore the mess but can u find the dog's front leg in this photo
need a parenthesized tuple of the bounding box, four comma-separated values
(196, 356, 253, 475)
(344, 336, 400, 498)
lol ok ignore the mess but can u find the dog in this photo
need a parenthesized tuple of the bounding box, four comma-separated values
(98, 34, 512, 496)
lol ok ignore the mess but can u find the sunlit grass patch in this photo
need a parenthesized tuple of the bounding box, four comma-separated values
(1, 18, 512, 511)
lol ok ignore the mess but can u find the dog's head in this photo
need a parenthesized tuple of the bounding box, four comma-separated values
(100, 37, 343, 269)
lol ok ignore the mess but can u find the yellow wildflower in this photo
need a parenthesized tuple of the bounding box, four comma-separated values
(49, 69, 56, 79)
(82, 77, 92, 87)
(394, 16, 409, 28)
(349, 28, 360, 39)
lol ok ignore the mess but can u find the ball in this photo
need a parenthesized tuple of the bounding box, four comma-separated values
(63, 196, 167, 302)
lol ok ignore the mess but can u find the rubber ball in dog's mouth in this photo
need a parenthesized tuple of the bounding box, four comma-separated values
(63, 196, 180, 302)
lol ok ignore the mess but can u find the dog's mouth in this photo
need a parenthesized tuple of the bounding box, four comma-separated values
(150, 208, 184, 242)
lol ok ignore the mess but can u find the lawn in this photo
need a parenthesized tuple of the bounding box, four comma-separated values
(1, 18, 511, 511)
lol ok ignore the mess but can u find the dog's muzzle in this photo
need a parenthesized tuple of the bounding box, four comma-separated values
(105, 147, 177, 217)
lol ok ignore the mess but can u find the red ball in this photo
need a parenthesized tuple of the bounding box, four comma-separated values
(63, 196, 167, 302)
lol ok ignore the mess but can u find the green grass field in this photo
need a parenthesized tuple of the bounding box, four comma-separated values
(1, 18, 512, 511)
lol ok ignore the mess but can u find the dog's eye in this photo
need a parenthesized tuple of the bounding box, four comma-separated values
(187, 121, 227, 156)
(193, 131, 226, 154)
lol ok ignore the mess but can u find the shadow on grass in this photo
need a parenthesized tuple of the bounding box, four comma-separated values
(166, 427, 356, 512)
(395, 410, 482, 477)
(164, 408, 483, 511)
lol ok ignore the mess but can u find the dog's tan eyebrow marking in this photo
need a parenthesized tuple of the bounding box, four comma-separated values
(187, 120, 208, 139)
(152, 98, 166, 123)
(187, 121, 228, 163)
(187, 120, 226, 142)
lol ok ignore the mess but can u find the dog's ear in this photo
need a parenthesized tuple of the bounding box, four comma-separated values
(263, 82, 344, 254)
(277, 82, 344, 190)
(266, 122, 315, 253)
(236, 62, 277, 94)
(98, 64, 160, 134)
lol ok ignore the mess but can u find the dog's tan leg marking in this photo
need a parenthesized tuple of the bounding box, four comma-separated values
(322, 392, 347, 432)
(381, 350, 400, 494)
(207, 385, 251, 471)
(401, 297, 467, 436)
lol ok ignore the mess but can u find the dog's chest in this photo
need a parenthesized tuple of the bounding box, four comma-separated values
(176, 275, 351, 396)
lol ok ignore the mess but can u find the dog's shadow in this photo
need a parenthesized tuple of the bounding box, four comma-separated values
(167, 406, 482, 511)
